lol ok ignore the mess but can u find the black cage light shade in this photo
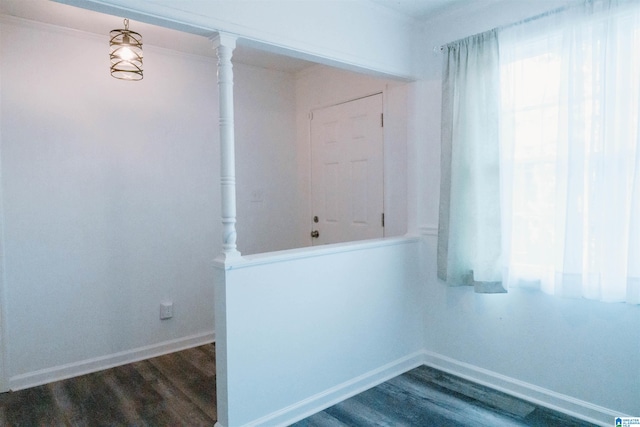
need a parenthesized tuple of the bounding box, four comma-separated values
(109, 18, 143, 81)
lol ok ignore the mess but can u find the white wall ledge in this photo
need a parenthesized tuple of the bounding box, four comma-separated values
(214, 235, 420, 270)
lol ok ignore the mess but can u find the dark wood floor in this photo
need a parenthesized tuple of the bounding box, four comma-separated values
(292, 365, 596, 427)
(0, 344, 595, 427)
(0, 344, 217, 426)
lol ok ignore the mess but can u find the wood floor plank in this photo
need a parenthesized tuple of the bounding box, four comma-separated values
(67, 370, 131, 426)
(0, 384, 66, 426)
(405, 366, 536, 417)
(109, 376, 147, 424)
(294, 410, 352, 427)
(141, 354, 215, 425)
(343, 384, 464, 427)
(48, 380, 92, 426)
(114, 361, 177, 425)
(324, 392, 418, 427)
(524, 407, 595, 427)
(179, 344, 216, 378)
(128, 360, 193, 426)
(359, 379, 522, 427)
(147, 350, 216, 420)
(384, 371, 526, 425)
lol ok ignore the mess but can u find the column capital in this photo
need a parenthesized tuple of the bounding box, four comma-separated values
(210, 32, 237, 50)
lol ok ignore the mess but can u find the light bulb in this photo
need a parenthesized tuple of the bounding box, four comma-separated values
(119, 46, 135, 61)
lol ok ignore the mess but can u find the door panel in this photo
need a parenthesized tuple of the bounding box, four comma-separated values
(311, 94, 384, 245)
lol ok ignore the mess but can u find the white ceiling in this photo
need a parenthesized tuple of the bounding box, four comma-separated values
(369, 0, 467, 19)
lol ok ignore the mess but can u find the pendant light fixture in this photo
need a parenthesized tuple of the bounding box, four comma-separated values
(109, 18, 143, 81)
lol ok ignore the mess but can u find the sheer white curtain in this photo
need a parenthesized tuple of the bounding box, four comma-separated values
(437, 30, 504, 293)
(500, 0, 640, 303)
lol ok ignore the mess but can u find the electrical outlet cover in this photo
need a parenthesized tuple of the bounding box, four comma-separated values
(160, 302, 173, 320)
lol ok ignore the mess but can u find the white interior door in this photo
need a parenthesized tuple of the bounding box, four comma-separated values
(310, 93, 384, 245)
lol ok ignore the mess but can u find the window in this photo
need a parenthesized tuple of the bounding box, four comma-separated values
(438, 2, 640, 303)
(498, 4, 640, 302)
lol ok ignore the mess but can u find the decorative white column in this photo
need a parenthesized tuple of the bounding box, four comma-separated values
(211, 33, 241, 261)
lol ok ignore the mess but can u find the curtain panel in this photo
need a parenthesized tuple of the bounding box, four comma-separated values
(437, 30, 505, 293)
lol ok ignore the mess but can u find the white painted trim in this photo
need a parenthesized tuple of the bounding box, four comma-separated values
(246, 350, 426, 427)
(217, 235, 420, 270)
(309, 91, 384, 113)
(419, 225, 438, 236)
(8, 332, 214, 391)
(422, 350, 623, 427)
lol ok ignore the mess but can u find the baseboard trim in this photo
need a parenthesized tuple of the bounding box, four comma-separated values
(243, 350, 426, 427)
(422, 350, 624, 427)
(8, 331, 215, 391)
(190, 347, 623, 427)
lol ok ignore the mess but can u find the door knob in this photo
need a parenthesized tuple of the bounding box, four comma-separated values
(311, 230, 319, 238)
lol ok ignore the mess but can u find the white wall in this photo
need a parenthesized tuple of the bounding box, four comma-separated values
(233, 63, 300, 255)
(0, 16, 219, 390)
(0, 15, 304, 391)
(214, 237, 424, 427)
(412, 2, 640, 421)
(421, 239, 640, 419)
(294, 66, 408, 245)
